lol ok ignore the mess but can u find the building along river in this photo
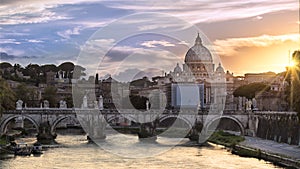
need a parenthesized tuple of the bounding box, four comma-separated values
(0, 133, 283, 169)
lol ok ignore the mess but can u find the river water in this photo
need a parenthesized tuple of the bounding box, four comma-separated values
(0, 133, 281, 169)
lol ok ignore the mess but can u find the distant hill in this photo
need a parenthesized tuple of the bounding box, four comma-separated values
(0, 52, 37, 60)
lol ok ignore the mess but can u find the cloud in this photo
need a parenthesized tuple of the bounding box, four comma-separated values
(0, 0, 104, 25)
(96, 45, 182, 77)
(27, 39, 44, 43)
(0, 6, 70, 25)
(141, 40, 175, 48)
(253, 16, 263, 21)
(75, 20, 114, 29)
(78, 37, 183, 77)
(80, 38, 115, 55)
(106, 0, 297, 23)
(213, 34, 299, 57)
(1, 0, 296, 26)
(0, 39, 21, 44)
(77, 38, 116, 75)
(57, 27, 82, 39)
(178, 41, 189, 45)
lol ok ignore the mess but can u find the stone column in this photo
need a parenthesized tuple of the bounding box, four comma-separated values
(138, 120, 158, 141)
(36, 121, 57, 144)
(87, 113, 106, 143)
(188, 120, 203, 142)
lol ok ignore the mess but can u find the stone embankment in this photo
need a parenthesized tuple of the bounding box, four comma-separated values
(235, 137, 300, 169)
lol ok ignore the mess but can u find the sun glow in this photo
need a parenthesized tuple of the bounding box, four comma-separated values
(288, 60, 296, 67)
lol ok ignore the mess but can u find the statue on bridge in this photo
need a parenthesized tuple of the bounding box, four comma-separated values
(246, 99, 252, 111)
(94, 101, 98, 109)
(82, 95, 88, 108)
(59, 100, 67, 109)
(98, 95, 103, 110)
(146, 100, 150, 111)
(43, 100, 49, 109)
(252, 98, 258, 110)
(16, 100, 23, 110)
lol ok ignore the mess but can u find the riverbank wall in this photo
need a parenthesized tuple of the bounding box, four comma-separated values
(232, 144, 300, 169)
(255, 113, 300, 146)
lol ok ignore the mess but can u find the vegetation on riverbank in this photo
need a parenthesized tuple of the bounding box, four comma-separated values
(0, 136, 8, 145)
(208, 130, 245, 147)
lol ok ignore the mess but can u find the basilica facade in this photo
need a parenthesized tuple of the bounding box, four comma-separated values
(165, 34, 227, 110)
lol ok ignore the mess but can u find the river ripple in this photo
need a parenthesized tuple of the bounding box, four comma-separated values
(0, 134, 281, 169)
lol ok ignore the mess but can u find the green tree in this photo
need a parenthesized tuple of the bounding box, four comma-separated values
(58, 62, 74, 79)
(95, 73, 99, 84)
(43, 86, 57, 107)
(0, 79, 16, 115)
(0, 62, 12, 69)
(24, 64, 40, 78)
(122, 95, 148, 110)
(233, 83, 270, 99)
(64, 95, 74, 108)
(40, 64, 58, 73)
(15, 83, 35, 107)
(39, 64, 58, 83)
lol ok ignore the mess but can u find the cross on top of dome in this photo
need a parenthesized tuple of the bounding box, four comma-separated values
(195, 32, 202, 45)
(184, 33, 212, 63)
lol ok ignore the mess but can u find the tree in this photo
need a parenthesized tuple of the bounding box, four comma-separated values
(95, 73, 99, 84)
(288, 50, 300, 116)
(24, 64, 40, 78)
(58, 62, 74, 72)
(122, 95, 148, 110)
(15, 83, 35, 107)
(64, 95, 74, 108)
(73, 65, 86, 79)
(40, 64, 58, 73)
(43, 86, 57, 107)
(58, 62, 74, 79)
(0, 62, 12, 69)
(0, 79, 16, 115)
(233, 83, 270, 99)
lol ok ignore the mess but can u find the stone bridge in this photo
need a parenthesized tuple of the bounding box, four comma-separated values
(0, 108, 297, 143)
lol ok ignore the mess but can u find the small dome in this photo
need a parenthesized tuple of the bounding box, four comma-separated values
(174, 63, 182, 73)
(185, 33, 212, 62)
(216, 63, 224, 73)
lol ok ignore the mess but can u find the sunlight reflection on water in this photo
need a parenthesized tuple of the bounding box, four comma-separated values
(0, 134, 281, 169)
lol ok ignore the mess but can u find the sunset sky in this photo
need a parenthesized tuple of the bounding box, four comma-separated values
(0, 0, 299, 78)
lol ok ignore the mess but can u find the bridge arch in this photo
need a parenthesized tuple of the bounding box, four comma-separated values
(205, 116, 245, 136)
(51, 115, 78, 134)
(0, 115, 39, 134)
(106, 115, 137, 125)
(159, 115, 193, 129)
(106, 116, 118, 124)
